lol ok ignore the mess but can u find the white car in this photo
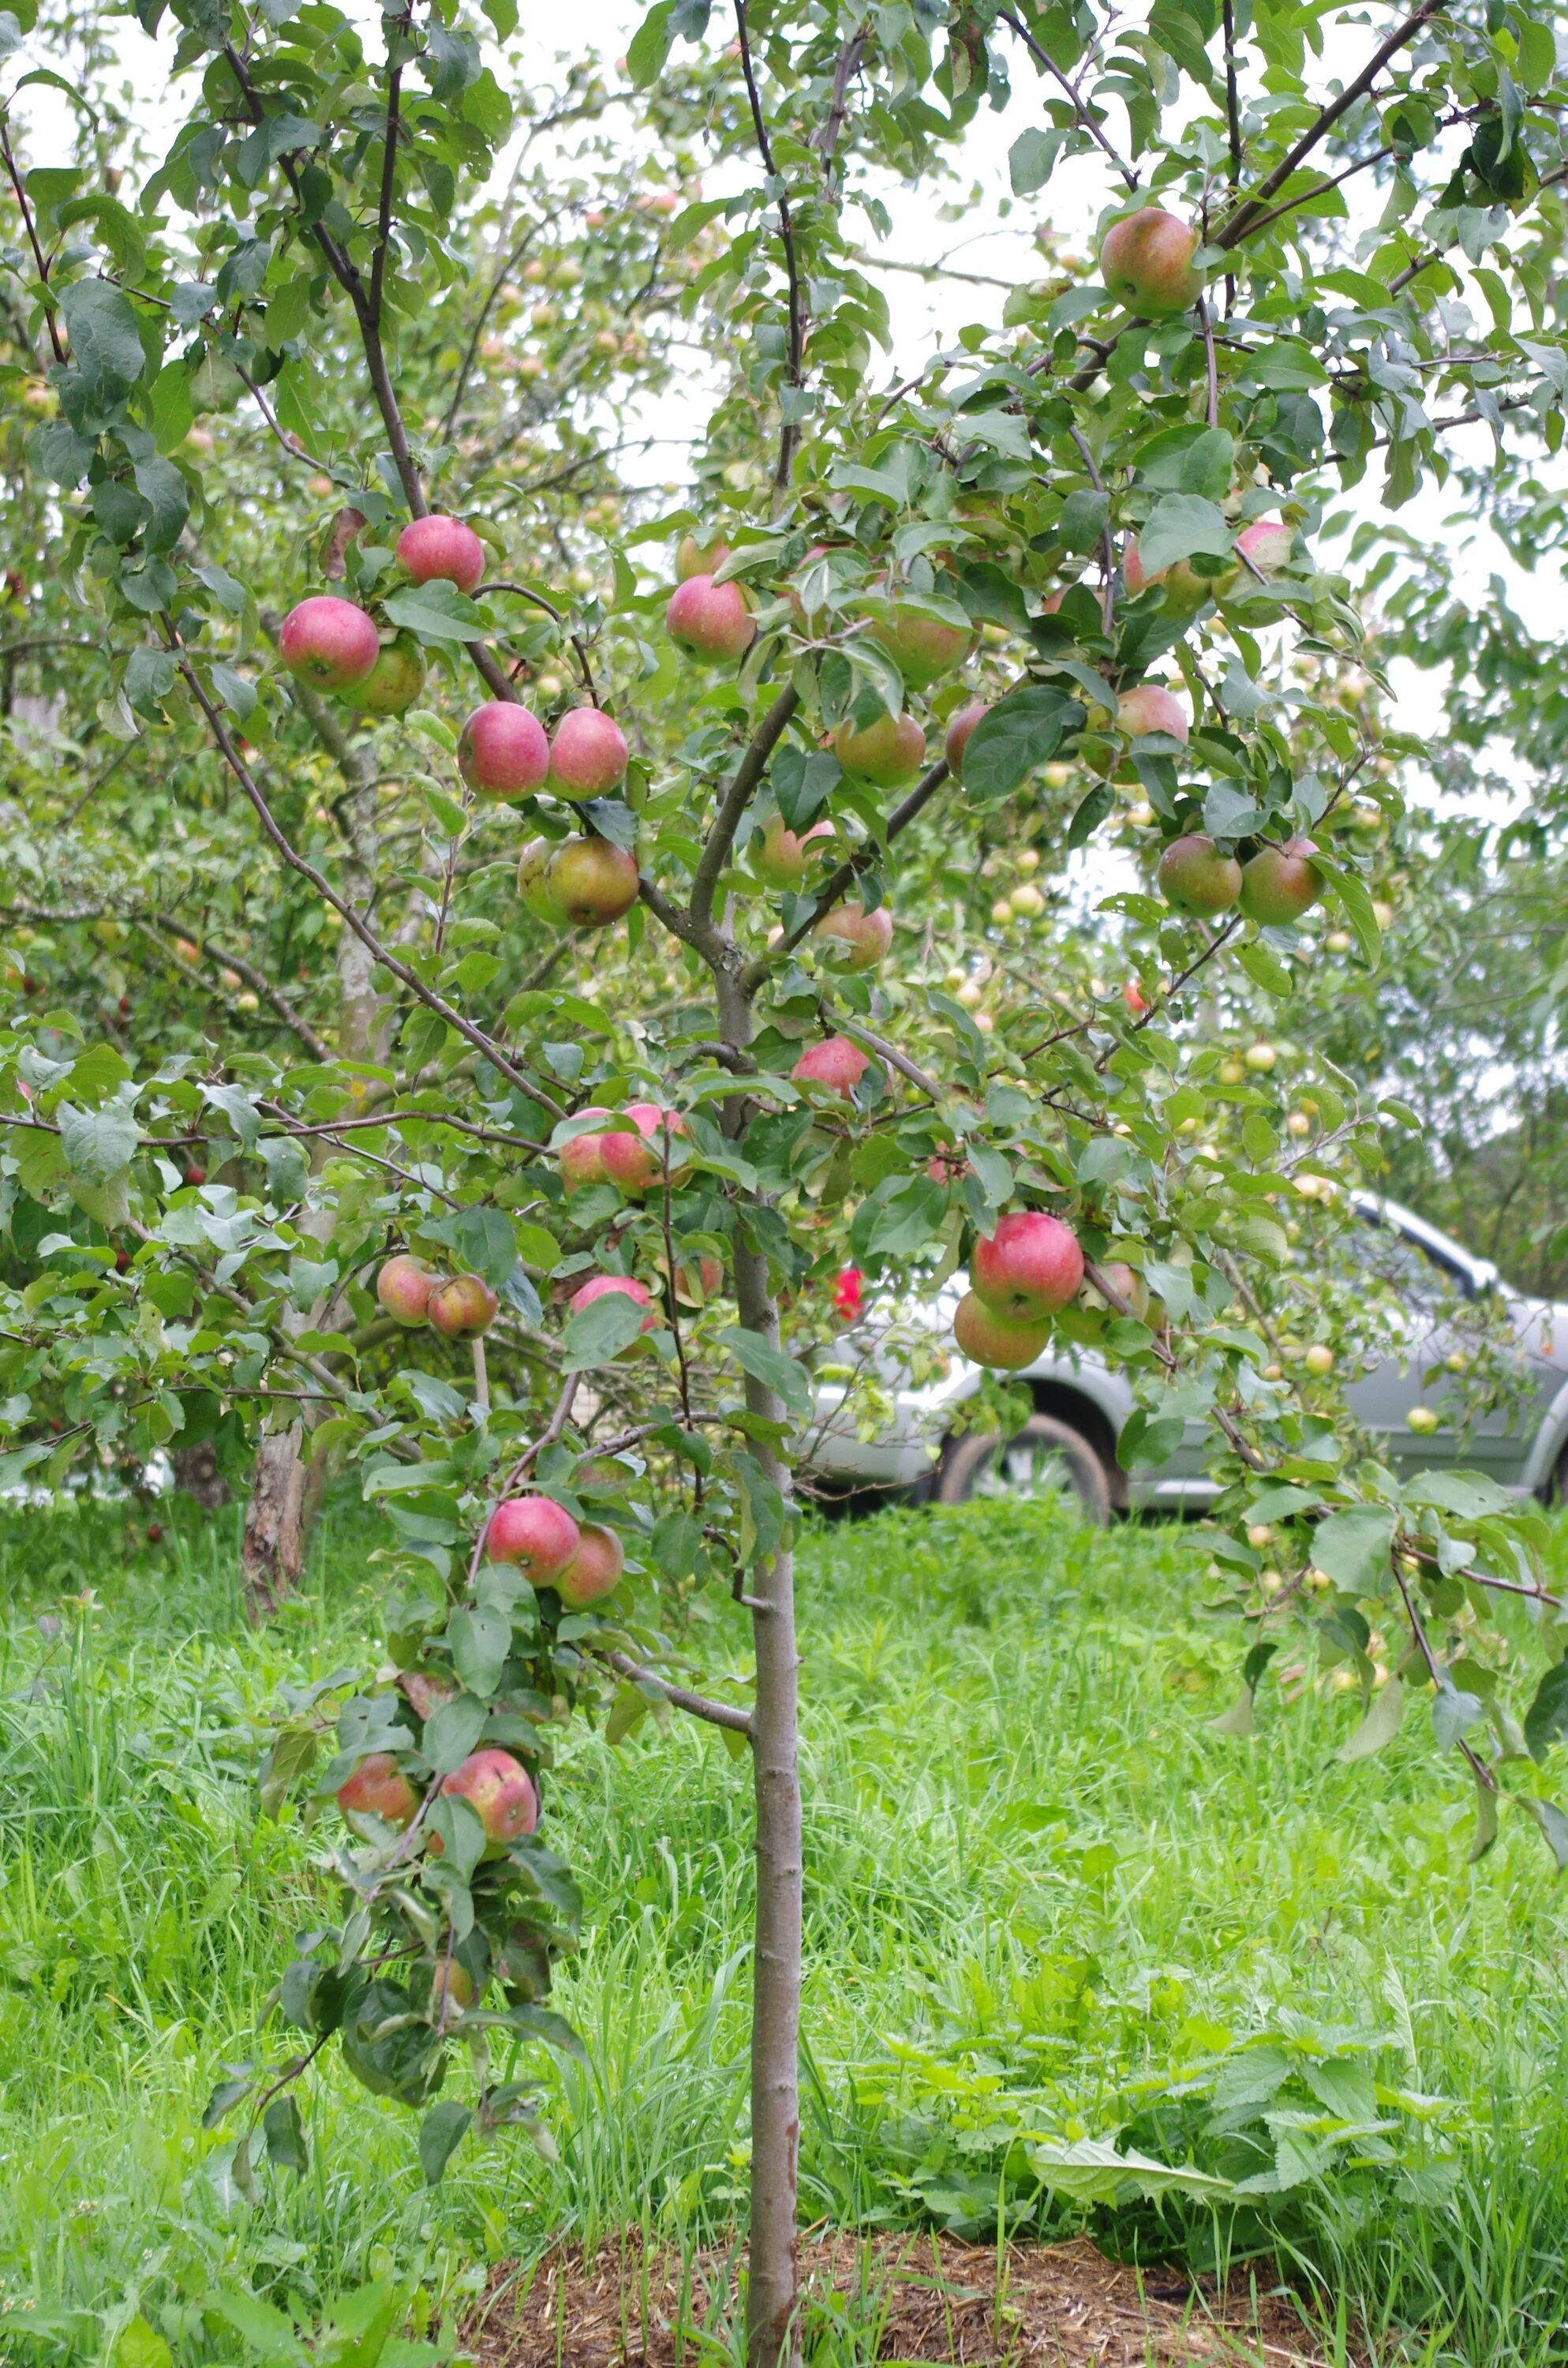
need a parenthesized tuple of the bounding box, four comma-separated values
(802, 1198, 1568, 1521)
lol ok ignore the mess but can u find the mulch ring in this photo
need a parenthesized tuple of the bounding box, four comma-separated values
(463, 2227, 1336, 2367)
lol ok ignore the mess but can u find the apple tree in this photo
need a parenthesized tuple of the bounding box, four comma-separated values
(5, 0, 1568, 2360)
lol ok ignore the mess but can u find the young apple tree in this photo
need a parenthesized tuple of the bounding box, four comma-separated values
(5, 0, 1568, 2360)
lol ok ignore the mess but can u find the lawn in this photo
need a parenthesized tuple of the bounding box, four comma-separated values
(1, 1493, 1565, 2366)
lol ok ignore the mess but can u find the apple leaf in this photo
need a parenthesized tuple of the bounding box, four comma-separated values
(961, 684, 1083, 801)
(1138, 494, 1235, 576)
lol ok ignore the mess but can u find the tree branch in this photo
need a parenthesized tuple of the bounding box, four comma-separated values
(597, 1647, 755, 1738)
(734, 0, 806, 490)
(743, 752, 951, 991)
(1000, 10, 1139, 192)
(690, 685, 801, 932)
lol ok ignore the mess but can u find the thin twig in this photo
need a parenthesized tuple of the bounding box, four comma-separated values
(597, 1647, 754, 1738)
(734, 0, 806, 490)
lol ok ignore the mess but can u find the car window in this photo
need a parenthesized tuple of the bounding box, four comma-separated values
(1348, 1212, 1472, 1309)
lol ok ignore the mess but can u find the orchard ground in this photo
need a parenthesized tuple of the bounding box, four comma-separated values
(2, 1493, 1566, 2368)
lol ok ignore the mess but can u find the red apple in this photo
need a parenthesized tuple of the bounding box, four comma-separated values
(338, 1752, 418, 1827)
(396, 513, 485, 595)
(428, 1274, 498, 1338)
(754, 814, 833, 889)
(279, 595, 380, 692)
(1239, 837, 1321, 924)
(518, 836, 568, 924)
(548, 834, 639, 925)
(1235, 517, 1293, 580)
(460, 703, 549, 797)
(1117, 684, 1188, 743)
(953, 1290, 1050, 1370)
(1157, 834, 1242, 916)
(555, 1521, 625, 1609)
(342, 631, 425, 716)
(944, 701, 989, 781)
(486, 1493, 581, 1582)
(601, 1104, 690, 1195)
(869, 604, 971, 688)
(813, 900, 893, 972)
(833, 710, 925, 788)
(377, 1253, 433, 1327)
(1122, 980, 1149, 1017)
(666, 574, 755, 662)
(677, 532, 731, 580)
(971, 1209, 1084, 1318)
(791, 1036, 870, 1096)
(439, 1748, 537, 1850)
(1099, 208, 1200, 315)
(548, 706, 629, 799)
(558, 1108, 612, 1191)
(568, 1272, 658, 1354)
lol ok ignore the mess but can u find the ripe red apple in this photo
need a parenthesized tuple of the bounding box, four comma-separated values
(439, 1748, 537, 1851)
(548, 834, 639, 925)
(338, 1752, 418, 1827)
(791, 1036, 870, 1096)
(944, 701, 989, 781)
(971, 1209, 1084, 1319)
(568, 1272, 658, 1354)
(342, 631, 425, 716)
(548, 706, 629, 798)
(1123, 979, 1149, 1016)
(813, 900, 893, 972)
(1158, 834, 1242, 916)
(556, 1521, 626, 1609)
(754, 814, 833, 889)
(396, 513, 485, 595)
(677, 532, 732, 580)
(1123, 539, 1235, 616)
(428, 1274, 498, 1338)
(486, 1493, 582, 1582)
(1117, 684, 1188, 743)
(953, 1290, 1050, 1370)
(460, 703, 549, 798)
(666, 574, 756, 662)
(869, 604, 971, 688)
(833, 710, 925, 788)
(377, 1253, 433, 1326)
(279, 595, 380, 691)
(1235, 518, 1293, 582)
(1239, 837, 1321, 924)
(600, 1103, 690, 1195)
(518, 836, 568, 924)
(1099, 208, 1200, 315)
(559, 1108, 612, 1191)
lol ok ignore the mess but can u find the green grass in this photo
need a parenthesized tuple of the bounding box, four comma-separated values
(2, 1493, 1566, 2366)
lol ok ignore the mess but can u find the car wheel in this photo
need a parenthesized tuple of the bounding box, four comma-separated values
(934, 1412, 1112, 1524)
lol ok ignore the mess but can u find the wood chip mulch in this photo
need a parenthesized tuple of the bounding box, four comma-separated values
(462, 2227, 1335, 2367)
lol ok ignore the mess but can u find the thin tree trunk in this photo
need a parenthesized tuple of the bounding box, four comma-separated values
(241, 1421, 308, 1622)
(718, 960, 804, 2368)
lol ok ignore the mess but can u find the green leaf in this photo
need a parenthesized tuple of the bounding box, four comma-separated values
(1009, 125, 1060, 197)
(448, 1602, 510, 1699)
(422, 1692, 487, 1774)
(418, 2100, 472, 2185)
(1138, 494, 1235, 576)
(1524, 1660, 1568, 1764)
(206, 2291, 309, 2365)
(1337, 1677, 1405, 1763)
(1312, 853, 1382, 967)
(381, 583, 485, 643)
(961, 684, 1083, 800)
(113, 2319, 172, 2368)
(561, 1290, 650, 1371)
(56, 1100, 138, 1183)
(1056, 487, 1110, 552)
(1310, 1505, 1394, 1593)
(1519, 1794, 1568, 1872)
(627, 0, 675, 84)
(1029, 2136, 1234, 2205)
(451, 1205, 518, 1289)
(719, 1325, 812, 1421)
(60, 278, 148, 399)
(133, 454, 190, 553)
(262, 2094, 308, 2175)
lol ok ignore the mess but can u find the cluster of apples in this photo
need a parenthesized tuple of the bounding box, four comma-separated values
(1158, 834, 1323, 926)
(279, 513, 493, 714)
(486, 1489, 627, 1606)
(557, 1102, 690, 1194)
(952, 1210, 1086, 1369)
(376, 1253, 499, 1337)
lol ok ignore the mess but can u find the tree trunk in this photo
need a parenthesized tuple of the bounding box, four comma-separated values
(719, 961, 804, 2368)
(170, 1438, 231, 1509)
(241, 1421, 309, 1624)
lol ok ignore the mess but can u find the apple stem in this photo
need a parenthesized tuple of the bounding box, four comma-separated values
(472, 1336, 489, 1416)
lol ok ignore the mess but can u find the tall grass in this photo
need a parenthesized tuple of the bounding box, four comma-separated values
(0, 1493, 1565, 2362)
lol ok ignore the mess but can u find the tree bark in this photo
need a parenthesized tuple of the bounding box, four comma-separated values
(170, 1438, 231, 1510)
(241, 1420, 309, 1622)
(718, 959, 804, 2368)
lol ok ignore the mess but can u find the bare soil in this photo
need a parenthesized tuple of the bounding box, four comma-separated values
(463, 2227, 1333, 2367)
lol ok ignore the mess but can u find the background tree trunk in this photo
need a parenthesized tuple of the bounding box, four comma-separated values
(170, 1438, 231, 1510)
(241, 1421, 308, 1622)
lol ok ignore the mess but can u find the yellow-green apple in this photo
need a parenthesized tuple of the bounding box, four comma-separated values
(460, 702, 549, 797)
(1239, 838, 1321, 924)
(677, 532, 731, 580)
(396, 513, 485, 594)
(953, 1290, 1050, 1369)
(279, 596, 380, 691)
(833, 710, 925, 788)
(1099, 208, 1200, 315)
(518, 836, 568, 923)
(548, 834, 639, 925)
(377, 1253, 434, 1326)
(1117, 684, 1188, 742)
(754, 815, 833, 889)
(555, 1521, 625, 1609)
(791, 1036, 870, 1096)
(428, 1274, 498, 1338)
(943, 701, 989, 781)
(1158, 834, 1242, 916)
(971, 1209, 1084, 1318)
(338, 1752, 418, 1827)
(1123, 538, 1236, 616)
(1083, 1261, 1150, 1319)
(486, 1493, 581, 1582)
(814, 900, 893, 971)
(666, 574, 755, 661)
(869, 603, 972, 688)
(547, 706, 629, 798)
(342, 631, 425, 716)
(427, 1960, 475, 2015)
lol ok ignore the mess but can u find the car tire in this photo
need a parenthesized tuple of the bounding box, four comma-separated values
(934, 1412, 1112, 1524)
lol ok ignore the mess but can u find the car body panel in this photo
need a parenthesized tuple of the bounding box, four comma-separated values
(803, 1198, 1568, 1507)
